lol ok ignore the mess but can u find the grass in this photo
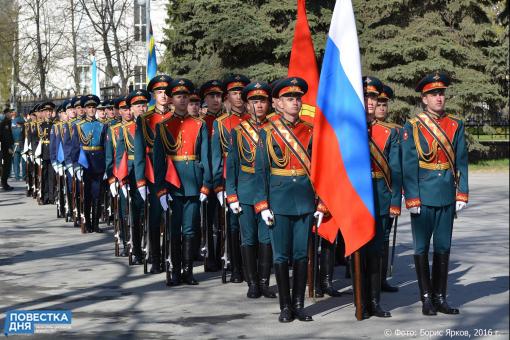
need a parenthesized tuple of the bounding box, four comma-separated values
(475, 134, 509, 142)
(469, 158, 509, 172)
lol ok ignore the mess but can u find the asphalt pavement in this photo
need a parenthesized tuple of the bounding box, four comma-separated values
(0, 171, 508, 339)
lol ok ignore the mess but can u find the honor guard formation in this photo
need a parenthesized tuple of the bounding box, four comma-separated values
(2, 71, 469, 322)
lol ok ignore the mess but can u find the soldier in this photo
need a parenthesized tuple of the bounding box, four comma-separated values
(50, 104, 67, 217)
(187, 89, 201, 117)
(134, 74, 173, 274)
(153, 78, 211, 285)
(10, 112, 25, 181)
(105, 97, 128, 253)
(199, 79, 225, 271)
(26, 108, 39, 198)
(211, 74, 251, 283)
(0, 109, 14, 191)
(105, 100, 116, 122)
(62, 98, 82, 227)
(402, 72, 468, 316)
(374, 84, 401, 293)
(72, 95, 107, 233)
(96, 101, 109, 124)
(254, 77, 327, 322)
(225, 81, 277, 299)
(115, 90, 151, 263)
(356, 76, 400, 319)
(129, 89, 150, 120)
(37, 102, 56, 204)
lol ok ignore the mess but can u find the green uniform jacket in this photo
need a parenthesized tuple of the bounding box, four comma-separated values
(153, 114, 212, 197)
(401, 113, 469, 208)
(253, 118, 319, 216)
(370, 121, 402, 216)
(225, 119, 267, 205)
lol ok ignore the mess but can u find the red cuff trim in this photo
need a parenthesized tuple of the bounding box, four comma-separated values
(227, 194, 239, 204)
(405, 198, 421, 209)
(136, 179, 146, 188)
(456, 192, 468, 203)
(254, 201, 269, 214)
(389, 206, 401, 216)
(108, 177, 116, 185)
(317, 201, 329, 214)
(157, 189, 167, 198)
(214, 186, 224, 194)
(200, 186, 210, 196)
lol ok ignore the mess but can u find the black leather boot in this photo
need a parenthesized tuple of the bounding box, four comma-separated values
(242, 245, 260, 298)
(258, 243, 276, 298)
(169, 236, 182, 285)
(350, 253, 370, 320)
(149, 224, 162, 274)
(414, 254, 437, 315)
(182, 237, 198, 285)
(381, 241, 398, 292)
(432, 253, 459, 314)
(367, 255, 391, 317)
(230, 230, 243, 283)
(85, 202, 93, 233)
(292, 260, 313, 321)
(274, 262, 294, 323)
(320, 239, 342, 297)
(92, 200, 103, 233)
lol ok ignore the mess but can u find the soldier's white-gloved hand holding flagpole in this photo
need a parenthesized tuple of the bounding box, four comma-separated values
(261, 209, 274, 226)
(229, 201, 242, 214)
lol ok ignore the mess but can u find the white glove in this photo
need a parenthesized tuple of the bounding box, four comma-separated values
(58, 165, 64, 177)
(52, 162, 58, 172)
(76, 168, 83, 182)
(66, 165, 74, 177)
(229, 201, 242, 214)
(103, 173, 107, 180)
(159, 194, 173, 211)
(216, 191, 226, 206)
(313, 211, 324, 228)
(121, 184, 129, 198)
(408, 206, 421, 214)
(110, 182, 118, 197)
(455, 201, 467, 213)
(138, 186, 147, 201)
(35, 157, 41, 166)
(199, 193, 208, 202)
(261, 209, 274, 226)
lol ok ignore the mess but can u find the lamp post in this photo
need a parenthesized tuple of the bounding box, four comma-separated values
(137, 0, 150, 85)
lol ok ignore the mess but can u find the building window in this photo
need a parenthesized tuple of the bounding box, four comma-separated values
(134, 66, 146, 90)
(134, 2, 147, 42)
(78, 66, 90, 92)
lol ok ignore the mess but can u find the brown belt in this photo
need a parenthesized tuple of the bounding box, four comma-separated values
(419, 161, 450, 170)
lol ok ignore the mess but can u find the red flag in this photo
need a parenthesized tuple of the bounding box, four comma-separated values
(145, 147, 155, 183)
(116, 151, 129, 181)
(165, 156, 181, 188)
(288, 0, 319, 123)
(288, 0, 341, 242)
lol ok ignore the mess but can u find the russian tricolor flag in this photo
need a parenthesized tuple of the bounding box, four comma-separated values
(312, 0, 375, 256)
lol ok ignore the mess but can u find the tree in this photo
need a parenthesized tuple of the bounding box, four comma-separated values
(354, 0, 508, 127)
(161, 0, 334, 84)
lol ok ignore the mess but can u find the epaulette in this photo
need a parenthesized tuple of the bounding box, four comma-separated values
(110, 122, 123, 132)
(377, 121, 396, 129)
(216, 112, 229, 123)
(141, 110, 155, 120)
(408, 117, 419, 125)
(448, 113, 463, 121)
(300, 119, 313, 128)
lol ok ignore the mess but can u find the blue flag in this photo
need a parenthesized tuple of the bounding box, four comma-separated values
(78, 149, 89, 169)
(57, 142, 65, 164)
